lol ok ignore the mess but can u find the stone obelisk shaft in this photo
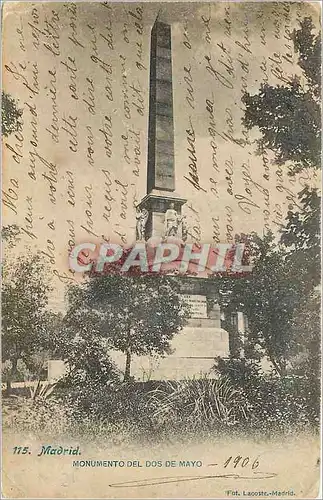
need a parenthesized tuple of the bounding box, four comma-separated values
(138, 20, 186, 239)
(147, 22, 175, 193)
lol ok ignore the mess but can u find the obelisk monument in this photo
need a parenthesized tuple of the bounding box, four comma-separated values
(133, 17, 227, 373)
(137, 20, 187, 240)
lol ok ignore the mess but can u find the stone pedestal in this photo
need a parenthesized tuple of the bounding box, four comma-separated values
(137, 191, 186, 239)
(180, 276, 221, 328)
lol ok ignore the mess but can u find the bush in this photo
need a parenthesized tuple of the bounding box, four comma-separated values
(215, 357, 320, 434)
(2, 359, 36, 383)
(54, 376, 250, 441)
(147, 377, 248, 434)
(2, 396, 73, 436)
(3, 365, 319, 442)
(252, 375, 320, 431)
(54, 379, 154, 439)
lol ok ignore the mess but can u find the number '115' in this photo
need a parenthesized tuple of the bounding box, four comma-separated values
(13, 447, 30, 454)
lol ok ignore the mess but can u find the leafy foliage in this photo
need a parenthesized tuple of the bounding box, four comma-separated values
(2, 224, 21, 249)
(215, 358, 320, 432)
(280, 186, 320, 291)
(232, 15, 321, 389)
(243, 81, 320, 171)
(292, 17, 321, 96)
(2, 91, 23, 137)
(2, 253, 61, 391)
(242, 17, 321, 173)
(287, 290, 320, 383)
(212, 192, 320, 425)
(212, 233, 306, 375)
(50, 327, 119, 389)
(148, 377, 248, 430)
(58, 274, 189, 382)
(55, 376, 251, 439)
(2, 396, 74, 437)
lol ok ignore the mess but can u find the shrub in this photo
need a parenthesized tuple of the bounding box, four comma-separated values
(2, 396, 73, 436)
(214, 357, 320, 433)
(146, 376, 249, 433)
(54, 376, 250, 440)
(58, 380, 157, 435)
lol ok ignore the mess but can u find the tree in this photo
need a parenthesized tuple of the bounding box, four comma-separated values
(49, 305, 118, 387)
(2, 224, 21, 249)
(235, 16, 321, 376)
(280, 186, 320, 292)
(63, 274, 188, 382)
(212, 17, 320, 429)
(214, 233, 307, 376)
(2, 91, 23, 137)
(2, 252, 59, 393)
(242, 17, 321, 173)
(292, 17, 321, 97)
(288, 289, 320, 380)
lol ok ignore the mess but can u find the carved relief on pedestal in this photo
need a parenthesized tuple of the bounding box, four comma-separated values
(135, 208, 149, 241)
(163, 203, 189, 241)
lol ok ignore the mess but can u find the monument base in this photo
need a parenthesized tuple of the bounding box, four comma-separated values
(110, 326, 229, 381)
(110, 276, 229, 381)
(137, 190, 187, 240)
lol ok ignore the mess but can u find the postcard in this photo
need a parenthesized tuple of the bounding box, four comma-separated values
(1, 1, 321, 498)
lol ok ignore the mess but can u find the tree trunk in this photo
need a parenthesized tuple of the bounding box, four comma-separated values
(5, 380, 12, 395)
(268, 353, 284, 377)
(124, 349, 131, 382)
(5, 358, 18, 396)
